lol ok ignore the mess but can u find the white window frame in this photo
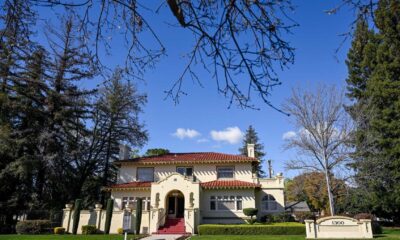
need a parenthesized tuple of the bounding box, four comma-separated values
(217, 166, 235, 179)
(209, 195, 243, 211)
(121, 197, 151, 211)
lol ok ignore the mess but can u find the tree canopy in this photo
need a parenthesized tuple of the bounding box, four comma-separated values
(345, 0, 400, 222)
(239, 125, 266, 177)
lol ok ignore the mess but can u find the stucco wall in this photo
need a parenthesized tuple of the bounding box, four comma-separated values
(255, 188, 285, 216)
(200, 189, 256, 224)
(118, 163, 254, 183)
(63, 209, 150, 234)
(111, 190, 150, 211)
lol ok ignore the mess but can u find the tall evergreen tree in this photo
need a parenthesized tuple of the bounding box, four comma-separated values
(346, 0, 400, 222)
(91, 68, 148, 204)
(239, 125, 266, 177)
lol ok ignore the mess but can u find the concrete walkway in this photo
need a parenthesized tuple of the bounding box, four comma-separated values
(140, 234, 184, 240)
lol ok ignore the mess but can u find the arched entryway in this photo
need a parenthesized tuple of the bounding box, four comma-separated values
(166, 190, 185, 219)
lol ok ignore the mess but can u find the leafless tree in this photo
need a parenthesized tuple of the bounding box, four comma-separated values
(283, 85, 353, 216)
(1, 0, 298, 109)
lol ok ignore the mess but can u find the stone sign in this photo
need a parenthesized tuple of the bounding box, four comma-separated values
(305, 216, 373, 239)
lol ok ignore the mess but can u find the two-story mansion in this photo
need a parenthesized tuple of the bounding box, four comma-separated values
(105, 144, 285, 234)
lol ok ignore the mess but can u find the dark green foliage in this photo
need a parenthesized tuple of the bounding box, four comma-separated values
(198, 223, 305, 235)
(345, 0, 400, 222)
(243, 208, 258, 217)
(243, 208, 258, 224)
(0, 9, 147, 231)
(93, 69, 148, 204)
(145, 148, 170, 156)
(81, 225, 97, 235)
(72, 199, 82, 235)
(291, 212, 314, 223)
(135, 198, 143, 234)
(15, 220, 51, 234)
(104, 199, 114, 234)
(267, 213, 296, 223)
(239, 125, 266, 177)
(372, 222, 383, 235)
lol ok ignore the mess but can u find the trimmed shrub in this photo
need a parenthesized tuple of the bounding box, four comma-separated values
(81, 225, 97, 235)
(243, 208, 258, 224)
(16, 220, 51, 234)
(117, 227, 124, 234)
(259, 215, 268, 223)
(269, 213, 295, 223)
(198, 223, 305, 235)
(54, 227, 65, 234)
(372, 222, 382, 235)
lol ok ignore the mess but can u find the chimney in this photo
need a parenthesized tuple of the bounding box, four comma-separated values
(119, 144, 130, 160)
(247, 144, 255, 158)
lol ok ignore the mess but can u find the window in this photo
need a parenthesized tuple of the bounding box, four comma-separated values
(262, 194, 277, 211)
(217, 166, 234, 179)
(210, 196, 216, 210)
(121, 197, 151, 211)
(217, 196, 235, 210)
(177, 167, 193, 177)
(121, 197, 135, 209)
(236, 196, 243, 210)
(144, 197, 151, 211)
(137, 167, 154, 182)
(210, 195, 242, 211)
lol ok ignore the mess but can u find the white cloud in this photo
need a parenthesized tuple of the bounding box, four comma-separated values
(172, 128, 201, 139)
(210, 126, 243, 144)
(197, 138, 209, 143)
(282, 131, 297, 140)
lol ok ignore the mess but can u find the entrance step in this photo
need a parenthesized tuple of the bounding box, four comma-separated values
(157, 217, 188, 234)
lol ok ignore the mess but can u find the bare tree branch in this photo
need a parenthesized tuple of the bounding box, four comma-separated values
(283, 84, 353, 215)
(2, 0, 298, 109)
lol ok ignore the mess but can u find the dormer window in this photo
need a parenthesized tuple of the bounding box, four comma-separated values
(137, 167, 154, 182)
(217, 166, 234, 179)
(177, 167, 193, 177)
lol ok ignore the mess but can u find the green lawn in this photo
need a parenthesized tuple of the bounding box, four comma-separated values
(0, 234, 145, 240)
(1, 228, 399, 240)
(190, 227, 400, 240)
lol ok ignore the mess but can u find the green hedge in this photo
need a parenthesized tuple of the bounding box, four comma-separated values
(198, 223, 305, 235)
(81, 225, 97, 235)
(15, 220, 51, 234)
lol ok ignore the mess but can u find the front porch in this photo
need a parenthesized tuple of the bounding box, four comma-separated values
(149, 173, 200, 234)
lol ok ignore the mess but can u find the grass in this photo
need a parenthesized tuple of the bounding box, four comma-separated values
(0, 227, 399, 240)
(0, 234, 146, 240)
(191, 227, 400, 240)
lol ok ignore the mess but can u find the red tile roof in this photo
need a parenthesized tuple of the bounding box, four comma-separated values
(105, 181, 151, 190)
(201, 180, 261, 189)
(116, 152, 257, 165)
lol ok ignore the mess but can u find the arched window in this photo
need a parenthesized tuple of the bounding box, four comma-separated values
(262, 194, 277, 211)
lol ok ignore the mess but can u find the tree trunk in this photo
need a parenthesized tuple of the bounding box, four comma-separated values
(324, 166, 335, 216)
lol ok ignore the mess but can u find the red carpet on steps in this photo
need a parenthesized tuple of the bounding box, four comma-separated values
(156, 217, 187, 234)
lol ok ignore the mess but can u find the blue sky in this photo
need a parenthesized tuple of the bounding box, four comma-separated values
(35, 1, 356, 178)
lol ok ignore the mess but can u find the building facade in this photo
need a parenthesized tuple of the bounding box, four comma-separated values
(99, 144, 285, 234)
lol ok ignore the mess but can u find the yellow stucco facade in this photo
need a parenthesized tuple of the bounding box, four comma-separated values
(62, 149, 285, 234)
